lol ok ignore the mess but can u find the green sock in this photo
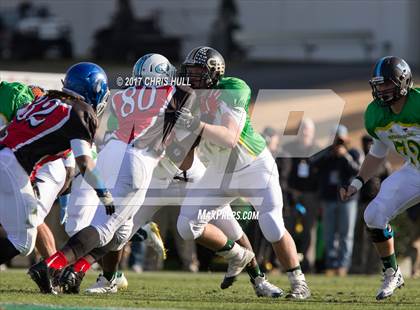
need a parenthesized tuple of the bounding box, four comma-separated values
(103, 271, 117, 282)
(381, 253, 398, 270)
(116, 271, 123, 278)
(286, 265, 302, 273)
(218, 239, 235, 252)
(246, 264, 264, 280)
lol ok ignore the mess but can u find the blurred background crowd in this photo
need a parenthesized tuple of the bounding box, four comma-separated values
(1, 0, 420, 277)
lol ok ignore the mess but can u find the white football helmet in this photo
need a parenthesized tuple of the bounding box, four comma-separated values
(132, 53, 174, 82)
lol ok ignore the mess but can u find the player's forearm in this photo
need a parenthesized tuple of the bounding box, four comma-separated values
(201, 123, 239, 148)
(357, 153, 386, 182)
(75, 156, 108, 194)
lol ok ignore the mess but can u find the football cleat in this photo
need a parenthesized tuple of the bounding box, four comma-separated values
(115, 272, 128, 290)
(143, 222, 167, 260)
(85, 274, 118, 294)
(376, 267, 404, 300)
(252, 274, 284, 298)
(220, 275, 237, 289)
(219, 244, 254, 279)
(285, 269, 311, 299)
(27, 261, 60, 294)
(59, 265, 85, 294)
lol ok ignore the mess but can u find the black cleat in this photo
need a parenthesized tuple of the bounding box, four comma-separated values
(220, 275, 237, 289)
(59, 265, 85, 294)
(28, 261, 60, 294)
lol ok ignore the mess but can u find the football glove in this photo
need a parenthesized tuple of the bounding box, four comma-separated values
(175, 107, 201, 132)
(96, 189, 115, 215)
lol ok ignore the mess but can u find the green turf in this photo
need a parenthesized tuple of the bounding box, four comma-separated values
(0, 269, 419, 310)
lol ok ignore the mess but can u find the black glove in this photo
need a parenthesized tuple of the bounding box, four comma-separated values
(96, 190, 115, 215)
(175, 107, 201, 132)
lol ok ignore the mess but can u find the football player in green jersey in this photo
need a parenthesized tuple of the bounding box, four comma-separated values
(0, 81, 35, 129)
(175, 46, 310, 299)
(341, 56, 420, 300)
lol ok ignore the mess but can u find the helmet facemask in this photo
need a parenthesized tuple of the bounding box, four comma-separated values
(369, 77, 401, 106)
(179, 64, 221, 89)
(95, 89, 110, 117)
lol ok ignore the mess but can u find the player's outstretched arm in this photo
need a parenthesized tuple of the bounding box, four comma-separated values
(71, 139, 115, 215)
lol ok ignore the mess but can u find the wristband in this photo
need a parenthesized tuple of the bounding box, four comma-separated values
(350, 176, 364, 191)
(95, 189, 113, 205)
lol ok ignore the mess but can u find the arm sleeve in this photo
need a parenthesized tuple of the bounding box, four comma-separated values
(63, 151, 76, 168)
(369, 138, 389, 158)
(70, 139, 92, 158)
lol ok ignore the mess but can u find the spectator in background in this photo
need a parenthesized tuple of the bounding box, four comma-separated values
(283, 118, 321, 273)
(350, 135, 391, 274)
(314, 125, 361, 276)
(128, 241, 146, 273)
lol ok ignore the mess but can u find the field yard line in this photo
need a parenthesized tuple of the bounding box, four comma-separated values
(0, 303, 185, 310)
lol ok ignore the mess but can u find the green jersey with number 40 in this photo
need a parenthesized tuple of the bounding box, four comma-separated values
(200, 77, 267, 170)
(365, 87, 420, 168)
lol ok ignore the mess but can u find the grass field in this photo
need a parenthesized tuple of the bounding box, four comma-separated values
(1, 270, 420, 310)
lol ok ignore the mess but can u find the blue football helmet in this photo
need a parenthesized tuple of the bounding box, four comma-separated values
(62, 62, 109, 115)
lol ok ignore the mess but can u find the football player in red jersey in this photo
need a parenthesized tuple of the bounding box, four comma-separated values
(0, 62, 115, 293)
(43, 54, 194, 294)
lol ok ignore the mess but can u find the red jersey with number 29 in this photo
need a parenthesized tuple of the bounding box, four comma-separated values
(0, 92, 98, 175)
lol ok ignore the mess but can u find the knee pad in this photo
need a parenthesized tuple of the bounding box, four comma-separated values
(258, 209, 286, 243)
(177, 215, 203, 241)
(364, 201, 388, 229)
(112, 226, 132, 251)
(366, 225, 394, 243)
(94, 225, 117, 247)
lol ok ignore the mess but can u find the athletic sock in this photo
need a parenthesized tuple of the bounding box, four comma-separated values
(131, 228, 148, 242)
(286, 265, 302, 273)
(246, 264, 264, 280)
(103, 271, 117, 282)
(45, 251, 68, 270)
(381, 253, 398, 270)
(73, 257, 91, 273)
(218, 240, 235, 252)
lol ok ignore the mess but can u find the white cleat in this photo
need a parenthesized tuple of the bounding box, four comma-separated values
(143, 222, 167, 260)
(85, 274, 118, 294)
(376, 267, 404, 300)
(286, 269, 311, 299)
(252, 274, 284, 298)
(219, 243, 255, 278)
(115, 272, 128, 290)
